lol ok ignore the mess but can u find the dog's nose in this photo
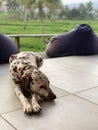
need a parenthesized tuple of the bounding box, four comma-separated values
(52, 94, 56, 99)
(48, 93, 56, 100)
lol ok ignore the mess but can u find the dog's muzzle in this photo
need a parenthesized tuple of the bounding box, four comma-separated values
(45, 92, 56, 101)
(39, 92, 56, 101)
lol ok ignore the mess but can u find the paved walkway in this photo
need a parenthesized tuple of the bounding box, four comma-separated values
(1, 55, 98, 130)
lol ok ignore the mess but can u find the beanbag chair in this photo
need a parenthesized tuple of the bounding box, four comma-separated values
(46, 24, 98, 58)
(0, 33, 18, 63)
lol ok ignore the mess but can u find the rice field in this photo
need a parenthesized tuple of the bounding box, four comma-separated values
(0, 20, 98, 52)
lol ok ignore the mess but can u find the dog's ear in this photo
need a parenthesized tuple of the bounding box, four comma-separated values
(36, 55, 43, 68)
(9, 54, 17, 63)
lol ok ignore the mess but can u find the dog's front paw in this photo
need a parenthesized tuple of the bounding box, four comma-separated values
(23, 102, 32, 114)
(32, 103, 42, 113)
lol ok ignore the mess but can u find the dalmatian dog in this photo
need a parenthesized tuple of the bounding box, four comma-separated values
(9, 51, 56, 114)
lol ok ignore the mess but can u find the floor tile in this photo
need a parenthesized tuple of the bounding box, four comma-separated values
(77, 65, 98, 76)
(45, 69, 98, 93)
(64, 56, 98, 76)
(76, 87, 98, 104)
(41, 56, 98, 76)
(0, 117, 15, 130)
(0, 79, 21, 114)
(50, 85, 69, 97)
(0, 64, 21, 114)
(2, 95, 98, 130)
(41, 56, 86, 73)
(40, 58, 70, 72)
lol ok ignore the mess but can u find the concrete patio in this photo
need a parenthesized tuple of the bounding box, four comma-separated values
(1, 55, 98, 130)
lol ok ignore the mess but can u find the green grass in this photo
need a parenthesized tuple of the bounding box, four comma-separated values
(20, 37, 46, 52)
(0, 20, 98, 52)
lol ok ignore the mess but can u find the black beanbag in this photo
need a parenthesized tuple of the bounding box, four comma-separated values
(0, 34, 18, 63)
(46, 24, 98, 58)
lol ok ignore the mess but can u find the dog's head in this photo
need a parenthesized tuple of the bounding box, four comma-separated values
(29, 69, 56, 100)
(9, 52, 43, 68)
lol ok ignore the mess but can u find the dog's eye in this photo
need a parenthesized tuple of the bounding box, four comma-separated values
(39, 85, 45, 89)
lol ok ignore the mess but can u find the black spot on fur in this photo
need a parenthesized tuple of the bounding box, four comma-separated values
(39, 77, 42, 79)
(31, 82, 34, 85)
(34, 71, 38, 74)
(13, 79, 20, 84)
(29, 76, 33, 82)
(39, 85, 46, 89)
(19, 67, 21, 71)
(13, 66, 17, 72)
(21, 85, 32, 98)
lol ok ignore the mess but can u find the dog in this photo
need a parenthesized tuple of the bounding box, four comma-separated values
(9, 51, 56, 114)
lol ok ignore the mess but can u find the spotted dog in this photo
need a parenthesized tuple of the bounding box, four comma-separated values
(9, 52, 56, 114)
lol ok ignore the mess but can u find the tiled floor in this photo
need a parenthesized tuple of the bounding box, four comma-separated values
(1, 55, 98, 130)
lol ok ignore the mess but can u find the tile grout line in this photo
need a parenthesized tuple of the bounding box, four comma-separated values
(1, 108, 22, 115)
(75, 69, 98, 77)
(57, 93, 72, 99)
(54, 92, 98, 106)
(0, 115, 18, 130)
(51, 84, 98, 99)
(74, 86, 98, 94)
(51, 84, 72, 94)
(73, 93, 98, 106)
(62, 65, 98, 78)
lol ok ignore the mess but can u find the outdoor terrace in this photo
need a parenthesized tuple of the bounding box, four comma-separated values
(0, 55, 98, 130)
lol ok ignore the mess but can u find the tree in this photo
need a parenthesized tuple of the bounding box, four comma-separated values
(0, 0, 2, 6)
(58, 2, 95, 20)
(6, 0, 20, 21)
(70, 8, 80, 19)
(17, 0, 35, 29)
(64, 5, 71, 19)
(5, 0, 63, 31)
(78, 4, 87, 19)
(0, 0, 2, 14)
(36, 0, 44, 33)
(33, 0, 62, 43)
(35, 0, 62, 33)
(47, 0, 62, 22)
(94, 9, 98, 19)
(86, 1, 93, 19)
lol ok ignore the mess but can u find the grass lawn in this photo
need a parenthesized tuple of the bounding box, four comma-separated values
(0, 20, 98, 52)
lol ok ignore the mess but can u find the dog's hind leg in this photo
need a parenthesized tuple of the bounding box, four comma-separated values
(31, 93, 42, 113)
(15, 85, 32, 114)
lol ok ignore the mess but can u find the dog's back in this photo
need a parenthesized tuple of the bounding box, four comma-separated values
(9, 52, 43, 86)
